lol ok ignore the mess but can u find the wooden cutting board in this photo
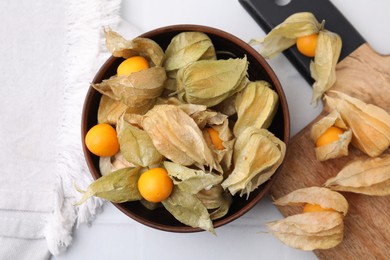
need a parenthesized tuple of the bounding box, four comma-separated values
(240, 0, 390, 258)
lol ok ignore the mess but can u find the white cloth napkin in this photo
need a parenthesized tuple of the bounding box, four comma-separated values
(0, 0, 140, 258)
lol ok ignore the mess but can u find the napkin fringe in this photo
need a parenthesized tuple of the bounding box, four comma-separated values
(46, 0, 122, 255)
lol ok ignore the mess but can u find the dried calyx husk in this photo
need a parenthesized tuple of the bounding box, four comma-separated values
(325, 91, 390, 157)
(310, 30, 341, 104)
(163, 31, 216, 90)
(97, 95, 128, 125)
(251, 12, 322, 59)
(196, 185, 232, 221)
(250, 12, 342, 105)
(233, 80, 279, 136)
(92, 28, 167, 113)
(176, 56, 249, 107)
(104, 28, 165, 66)
(131, 104, 223, 172)
(221, 127, 286, 197)
(325, 154, 390, 196)
(311, 110, 352, 161)
(99, 152, 134, 176)
(165, 161, 232, 222)
(162, 161, 230, 234)
(92, 66, 166, 112)
(116, 114, 163, 167)
(268, 187, 348, 250)
(75, 167, 142, 205)
(195, 110, 235, 171)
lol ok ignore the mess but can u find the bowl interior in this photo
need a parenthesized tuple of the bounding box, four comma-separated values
(82, 25, 290, 232)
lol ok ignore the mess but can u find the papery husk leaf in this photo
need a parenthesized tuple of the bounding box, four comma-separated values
(311, 110, 352, 161)
(91, 66, 166, 109)
(140, 105, 221, 172)
(164, 161, 223, 194)
(176, 57, 249, 107)
(310, 30, 342, 105)
(234, 80, 279, 136)
(155, 96, 184, 106)
(162, 186, 215, 234)
(163, 77, 177, 92)
(122, 113, 143, 128)
(191, 109, 226, 130)
(325, 154, 390, 196)
(117, 115, 162, 167)
(325, 91, 390, 157)
(273, 186, 348, 216)
(99, 152, 134, 176)
(212, 94, 237, 116)
(196, 185, 232, 220)
(75, 167, 142, 205)
(105, 28, 164, 66)
(163, 32, 216, 75)
(251, 12, 322, 59)
(99, 157, 113, 176)
(156, 96, 209, 117)
(179, 104, 208, 118)
(203, 119, 235, 171)
(98, 95, 128, 125)
(267, 211, 344, 250)
(221, 127, 286, 197)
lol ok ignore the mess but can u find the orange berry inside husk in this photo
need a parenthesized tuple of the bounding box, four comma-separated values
(296, 34, 318, 58)
(207, 127, 224, 150)
(303, 203, 335, 213)
(316, 126, 345, 147)
(117, 56, 149, 76)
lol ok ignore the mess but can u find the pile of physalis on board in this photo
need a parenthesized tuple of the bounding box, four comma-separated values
(254, 12, 390, 250)
(77, 28, 286, 234)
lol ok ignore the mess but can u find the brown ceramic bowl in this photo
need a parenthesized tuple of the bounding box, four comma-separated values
(81, 24, 290, 232)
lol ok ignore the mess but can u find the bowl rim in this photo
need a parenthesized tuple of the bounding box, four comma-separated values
(81, 24, 290, 233)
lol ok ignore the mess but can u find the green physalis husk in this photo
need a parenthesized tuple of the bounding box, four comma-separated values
(117, 114, 163, 167)
(75, 167, 142, 205)
(196, 185, 232, 221)
(176, 56, 249, 107)
(162, 186, 216, 234)
(221, 127, 286, 197)
(310, 30, 342, 104)
(163, 31, 216, 80)
(99, 152, 134, 176)
(164, 161, 223, 194)
(250, 12, 342, 105)
(138, 104, 222, 172)
(97, 95, 128, 125)
(160, 161, 232, 232)
(233, 80, 279, 136)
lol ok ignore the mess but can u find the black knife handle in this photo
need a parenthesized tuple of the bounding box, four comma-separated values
(239, 0, 365, 84)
